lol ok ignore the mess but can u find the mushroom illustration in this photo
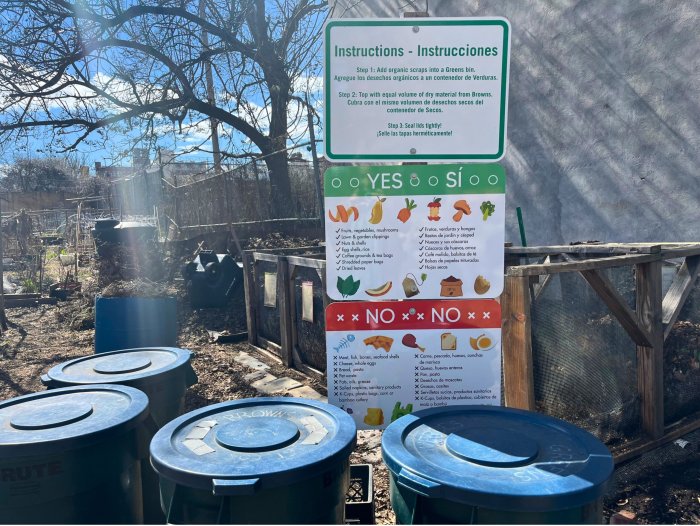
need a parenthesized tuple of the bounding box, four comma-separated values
(452, 200, 471, 222)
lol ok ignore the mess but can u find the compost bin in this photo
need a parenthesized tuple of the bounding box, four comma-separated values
(0, 385, 149, 524)
(41, 347, 198, 523)
(94, 296, 177, 353)
(382, 405, 614, 524)
(182, 251, 244, 308)
(150, 397, 356, 524)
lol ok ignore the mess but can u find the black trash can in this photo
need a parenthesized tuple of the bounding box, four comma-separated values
(182, 251, 244, 308)
(0, 385, 149, 524)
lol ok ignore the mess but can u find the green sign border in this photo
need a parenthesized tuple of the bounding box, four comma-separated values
(324, 18, 510, 161)
(324, 164, 505, 197)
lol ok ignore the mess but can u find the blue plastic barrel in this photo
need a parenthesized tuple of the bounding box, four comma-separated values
(382, 405, 614, 524)
(41, 347, 198, 523)
(0, 385, 149, 524)
(150, 397, 357, 524)
(95, 296, 177, 353)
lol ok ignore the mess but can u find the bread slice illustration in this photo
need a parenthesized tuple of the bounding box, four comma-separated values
(441, 332, 457, 351)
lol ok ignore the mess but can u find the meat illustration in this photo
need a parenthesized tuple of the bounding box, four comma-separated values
(401, 333, 425, 352)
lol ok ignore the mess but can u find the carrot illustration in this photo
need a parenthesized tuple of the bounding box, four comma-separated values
(397, 198, 417, 223)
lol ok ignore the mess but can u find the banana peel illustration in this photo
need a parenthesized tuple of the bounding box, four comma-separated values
(369, 197, 386, 225)
(328, 204, 359, 223)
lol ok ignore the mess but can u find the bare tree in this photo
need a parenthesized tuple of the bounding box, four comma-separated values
(0, 0, 328, 217)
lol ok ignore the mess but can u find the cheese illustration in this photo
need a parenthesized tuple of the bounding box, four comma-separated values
(363, 408, 384, 426)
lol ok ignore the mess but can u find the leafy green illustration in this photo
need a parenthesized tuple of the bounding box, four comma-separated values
(337, 275, 361, 298)
(420, 273, 428, 282)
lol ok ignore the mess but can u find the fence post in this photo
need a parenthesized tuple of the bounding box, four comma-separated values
(277, 256, 294, 367)
(251, 160, 265, 220)
(242, 252, 258, 347)
(636, 260, 664, 439)
(501, 274, 535, 410)
(306, 95, 324, 220)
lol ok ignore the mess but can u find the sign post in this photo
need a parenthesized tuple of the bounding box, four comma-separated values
(323, 17, 511, 424)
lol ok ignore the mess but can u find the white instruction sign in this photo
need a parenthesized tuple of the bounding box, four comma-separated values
(324, 17, 511, 160)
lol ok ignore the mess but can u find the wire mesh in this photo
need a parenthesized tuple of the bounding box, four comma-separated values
(664, 267, 700, 425)
(531, 267, 642, 446)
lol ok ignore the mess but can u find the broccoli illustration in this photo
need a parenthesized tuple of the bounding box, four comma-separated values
(480, 201, 496, 221)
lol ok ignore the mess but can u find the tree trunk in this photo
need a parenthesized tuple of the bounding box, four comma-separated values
(265, 81, 294, 218)
(264, 150, 294, 218)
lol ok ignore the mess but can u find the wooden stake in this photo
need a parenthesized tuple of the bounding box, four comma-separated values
(636, 261, 664, 439)
(501, 275, 535, 409)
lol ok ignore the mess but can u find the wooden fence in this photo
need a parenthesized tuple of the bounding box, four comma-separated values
(110, 161, 322, 236)
(502, 242, 700, 460)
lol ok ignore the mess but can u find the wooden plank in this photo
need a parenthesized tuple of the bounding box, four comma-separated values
(662, 256, 700, 340)
(254, 344, 284, 366)
(5, 297, 58, 308)
(4, 293, 41, 300)
(636, 261, 664, 439)
(501, 275, 535, 410)
(290, 344, 326, 382)
(506, 243, 672, 256)
(579, 269, 653, 347)
(506, 245, 629, 257)
(241, 253, 258, 347)
(613, 416, 700, 464)
(178, 218, 323, 230)
(252, 252, 280, 264)
(287, 263, 301, 371)
(507, 253, 660, 277)
(656, 247, 700, 259)
(277, 257, 293, 367)
(257, 336, 282, 356)
(286, 254, 327, 269)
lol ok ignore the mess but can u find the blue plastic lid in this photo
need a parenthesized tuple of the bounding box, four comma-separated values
(0, 385, 149, 457)
(150, 397, 356, 495)
(381, 405, 614, 512)
(42, 347, 194, 387)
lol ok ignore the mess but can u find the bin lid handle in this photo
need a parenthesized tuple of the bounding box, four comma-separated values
(212, 477, 261, 496)
(397, 468, 441, 498)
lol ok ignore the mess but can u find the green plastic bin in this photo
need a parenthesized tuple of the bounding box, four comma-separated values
(41, 347, 198, 524)
(0, 385, 149, 524)
(150, 397, 357, 524)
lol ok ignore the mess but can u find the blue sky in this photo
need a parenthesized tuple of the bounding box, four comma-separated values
(0, 1, 327, 171)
